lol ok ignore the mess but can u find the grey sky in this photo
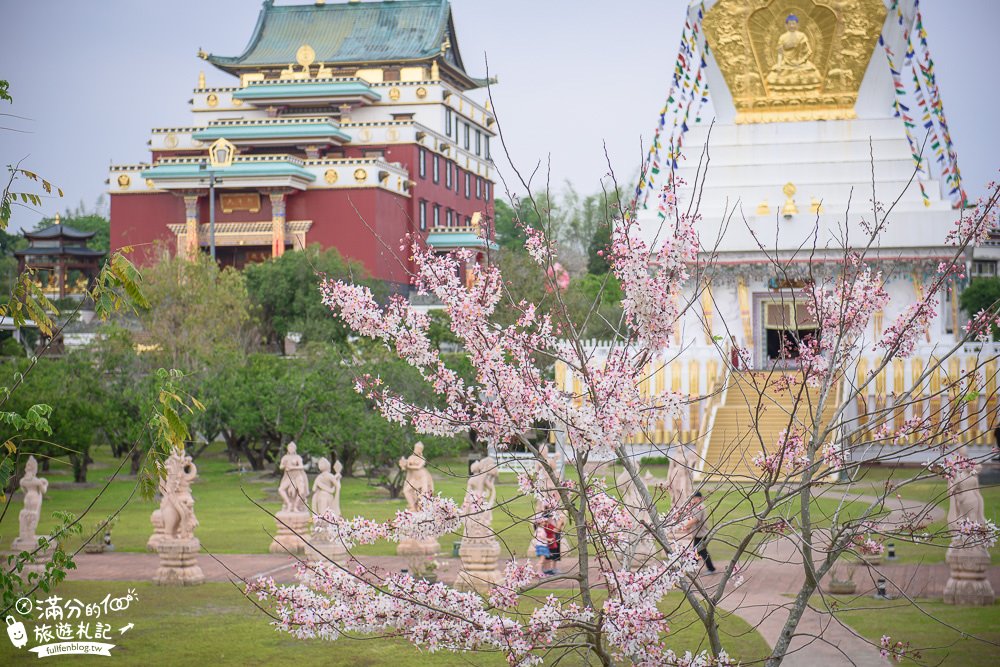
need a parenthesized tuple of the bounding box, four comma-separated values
(1, 0, 997, 231)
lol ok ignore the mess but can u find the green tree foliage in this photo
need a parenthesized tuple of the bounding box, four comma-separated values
(140, 253, 256, 370)
(959, 277, 1000, 340)
(0, 355, 102, 482)
(35, 213, 109, 252)
(587, 221, 612, 275)
(192, 343, 463, 481)
(244, 244, 376, 351)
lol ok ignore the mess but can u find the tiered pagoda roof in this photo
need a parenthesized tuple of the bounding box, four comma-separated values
(204, 0, 485, 89)
(16, 222, 105, 259)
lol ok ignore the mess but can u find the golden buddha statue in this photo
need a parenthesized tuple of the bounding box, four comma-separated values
(766, 14, 822, 92)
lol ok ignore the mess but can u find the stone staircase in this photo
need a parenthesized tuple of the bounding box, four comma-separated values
(697, 372, 840, 481)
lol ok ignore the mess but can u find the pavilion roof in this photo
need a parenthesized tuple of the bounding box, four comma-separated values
(15, 246, 106, 258)
(24, 223, 96, 241)
(205, 0, 483, 88)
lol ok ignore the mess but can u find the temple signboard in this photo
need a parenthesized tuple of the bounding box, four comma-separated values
(219, 193, 261, 213)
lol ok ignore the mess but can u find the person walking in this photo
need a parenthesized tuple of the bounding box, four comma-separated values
(533, 515, 552, 575)
(691, 492, 717, 574)
(544, 511, 565, 575)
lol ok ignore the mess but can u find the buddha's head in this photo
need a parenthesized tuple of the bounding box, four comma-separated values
(785, 14, 800, 31)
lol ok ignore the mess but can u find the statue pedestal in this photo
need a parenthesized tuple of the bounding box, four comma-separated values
(154, 538, 204, 586)
(269, 511, 311, 554)
(10, 536, 56, 575)
(629, 535, 665, 571)
(397, 537, 439, 574)
(943, 544, 995, 605)
(455, 539, 502, 593)
(147, 509, 166, 552)
(308, 539, 349, 567)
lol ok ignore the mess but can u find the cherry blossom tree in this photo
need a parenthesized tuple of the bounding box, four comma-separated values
(248, 151, 1000, 665)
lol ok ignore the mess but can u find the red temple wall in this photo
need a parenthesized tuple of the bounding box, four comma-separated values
(110, 193, 182, 265)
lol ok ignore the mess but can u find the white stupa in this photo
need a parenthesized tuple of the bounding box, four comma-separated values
(547, 0, 998, 476)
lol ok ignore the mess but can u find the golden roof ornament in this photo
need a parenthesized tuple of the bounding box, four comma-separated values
(430, 60, 440, 81)
(198, 71, 206, 89)
(197, 48, 208, 60)
(296, 44, 316, 68)
(781, 182, 798, 218)
(756, 200, 770, 216)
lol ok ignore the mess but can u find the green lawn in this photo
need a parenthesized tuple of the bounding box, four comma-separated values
(0, 581, 770, 666)
(831, 596, 1000, 666)
(818, 466, 1000, 565)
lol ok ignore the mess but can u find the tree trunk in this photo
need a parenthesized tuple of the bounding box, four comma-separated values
(130, 447, 142, 476)
(71, 454, 88, 483)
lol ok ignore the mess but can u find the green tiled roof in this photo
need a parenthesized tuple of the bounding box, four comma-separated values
(142, 161, 316, 182)
(193, 121, 352, 143)
(207, 0, 469, 74)
(425, 231, 496, 251)
(232, 80, 381, 103)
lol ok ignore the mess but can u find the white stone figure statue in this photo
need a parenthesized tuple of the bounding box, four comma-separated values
(943, 449, 994, 605)
(161, 449, 199, 540)
(947, 461, 987, 534)
(278, 442, 310, 514)
(399, 441, 434, 511)
(311, 458, 342, 520)
(12, 456, 49, 552)
(456, 456, 503, 592)
(615, 467, 661, 569)
(666, 447, 696, 511)
(396, 442, 439, 564)
(463, 457, 498, 540)
(309, 458, 347, 564)
(533, 448, 562, 516)
(153, 448, 204, 585)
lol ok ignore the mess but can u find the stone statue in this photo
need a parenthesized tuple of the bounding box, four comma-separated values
(943, 452, 994, 605)
(947, 462, 986, 533)
(615, 467, 662, 569)
(533, 448, 562, 516)
(311, 458, 342, 519)
(160, 449, 199, 541)
(462, 457, 498, 540)
(396, 442, 439, 565)
(278, 442, 310, 513)
(766, 14, 822, 91)
(153, 449, 204, 585)
(270, 442, 311, 555)
(666, 447, 696, 511)
(309, 458, 347, 565)
(399, 441, 434, 511)
(456, 456, 502, 593)
(12, 456, 50, 553)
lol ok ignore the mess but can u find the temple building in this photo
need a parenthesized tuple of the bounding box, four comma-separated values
(15, 215, 106, 299)
(547, 0, 998, 478)
(109, 0, 496, 289)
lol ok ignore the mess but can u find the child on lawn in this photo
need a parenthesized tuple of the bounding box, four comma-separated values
(533, 515, 552, 575)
